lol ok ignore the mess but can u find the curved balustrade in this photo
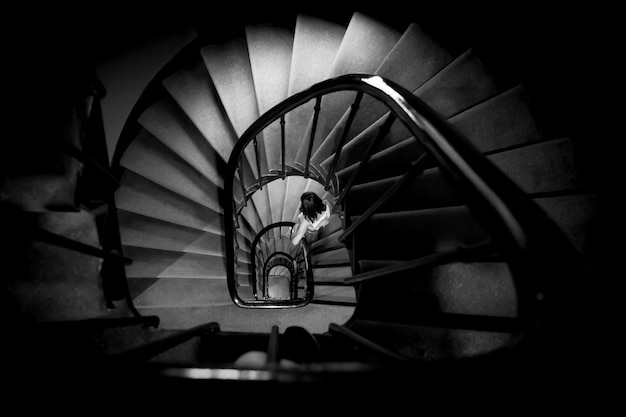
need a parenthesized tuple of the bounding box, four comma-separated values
(225, 73, 584, 339)
(235, 221, 314, 308)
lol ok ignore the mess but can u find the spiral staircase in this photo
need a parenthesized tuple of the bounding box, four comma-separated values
(2, 9, 603, 402)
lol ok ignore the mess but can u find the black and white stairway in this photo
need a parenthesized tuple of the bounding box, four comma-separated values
(112, 11, 597, 359)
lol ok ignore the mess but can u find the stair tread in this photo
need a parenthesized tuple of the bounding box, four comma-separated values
(310, 22, 453, 168)
(138, 97, 224, 188)
(294, 12, 402, 169)
(119, 210, 226, 256)
(415, 48, 498, 119)
(162, 58, 238, 165)
(122, 245, 251, 279)
(312, 265, 352, 281)
(321, 112, 413, 177)
(246, 24, 294, 173)
(343, 137, 581, 216)
(448, 84, 542, 152)
(201, 38, 267, 176)
(351, 207, 489, 260)
(115, 170, 225, 235)
(129, 277, 235, 308)
(135, 304, 355, 332)
(333, 84, 543, 185)
(312, 247, 350, 265)
(283, 14, 345, 169)
(489, 137, 581, 194)
(120, 129, 222, 212)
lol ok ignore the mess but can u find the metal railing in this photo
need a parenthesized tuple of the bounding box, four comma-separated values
(225, 74, 584, 338)
(235, 221, 314, 308)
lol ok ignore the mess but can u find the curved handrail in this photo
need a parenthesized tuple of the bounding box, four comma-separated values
(225, 74, 584, 323)
(236, 221, 314, 308)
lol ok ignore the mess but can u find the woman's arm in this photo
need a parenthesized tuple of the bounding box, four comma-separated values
(291, 219, 309, 246)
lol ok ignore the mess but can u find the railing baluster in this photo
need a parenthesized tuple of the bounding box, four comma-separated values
(280, 115, 286, 179)
(332, 113, 397, 214)
(304, 96, 322, 177)
(32, 227, 132, 265)
(344, 241, 499, 284)
(338, 152, 430, 243)
(238, 161, 247, 206)
(325, 92, 364, 190)
(328, 323, 408, 361)
(253, 136, 263, 190)
(109, 322, 220, 363)
(58, 135, 120, 190)
(266, 325, 280, 366)
(225, 74, 577, 324)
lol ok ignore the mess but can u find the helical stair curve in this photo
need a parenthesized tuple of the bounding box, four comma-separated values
(111, 11, 592, 367)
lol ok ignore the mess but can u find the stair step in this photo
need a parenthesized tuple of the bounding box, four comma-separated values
(324, 48, 501, 176)
(323, 49, 502, 175)
(118, 210, 226, 256)
(489, 137, 581, 194)
(115, 170, 224, 235)
(310, 229, 344, 253)
(162, 58, 255, 186)
(129, 277, 234, 308)
(136, 304, 355, 332)
(310, 22, 453, 169)
(294, 12, 402, 169)
(313, 247, 350, 266)
(122, 245, 249, 279)
(239, 199, 265, 235)
(334, 84, 543, 185)
(321, 112, 414, 178)
(249, 187, 273, 229)
(344, 136, 581, 216)
(284, 14, 345, 169)
(312, 265, 352, 281)
(1, 174, 79, 212)
(357, 260, 517, 318)
(4, 210, 110, 322)
(448, 84, 542, 152)
(336, 137, 423, 186)
(414, 48, 498, 118)
(266, 178, 288, 226)
(319, 214, 343, 239)
(313, 283, 356, 304)
(352, 207, 489, 260)
(138, 97, 224, 188)
(201, 38, 267, 176)
(347, 319, 516, 361)
(162, 58, 237, 165)
(120, 129, 222, 212)
(347, 168, 463, 214)
(534, 193, 601, 256)
(246, 24, 294, 173)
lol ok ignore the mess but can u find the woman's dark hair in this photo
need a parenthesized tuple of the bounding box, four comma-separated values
(300, 192, 326, 222)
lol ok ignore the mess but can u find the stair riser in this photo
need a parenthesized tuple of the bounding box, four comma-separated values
(347, 169, 463, 214)
(310, 22, 453, 167)
(357, 261, 517, 318)
(115, 171, 225, 235)
(345, 137, 580, 216)
(352, 208, 489, 260)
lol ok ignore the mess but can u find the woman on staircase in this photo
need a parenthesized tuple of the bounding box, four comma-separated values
(290, 192, 331, 245)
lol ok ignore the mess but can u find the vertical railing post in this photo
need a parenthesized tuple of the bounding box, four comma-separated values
(280, 115, 286, 179)
(238, 161, 247, 205)
(304, 96, 322, 178)
(325, 91, 363, 190)
(333, 113, 397, 213)
(253, 136, 263, 190)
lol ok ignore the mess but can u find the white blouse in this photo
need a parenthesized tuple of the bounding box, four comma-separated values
(298, 200, 331, 233)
